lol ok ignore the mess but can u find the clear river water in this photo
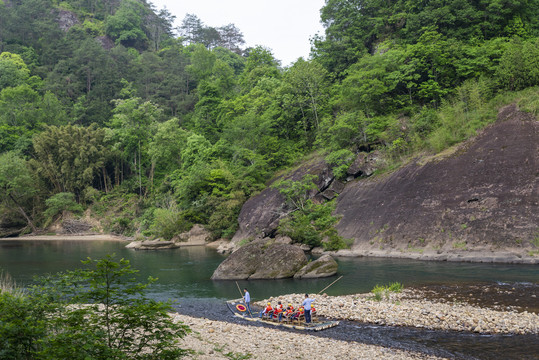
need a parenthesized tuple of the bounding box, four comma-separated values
(1, 239, 538, 360)
(1, 239, 537, 301)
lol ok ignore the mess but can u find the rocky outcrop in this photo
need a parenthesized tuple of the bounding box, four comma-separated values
(335, 104, 538, 257)
(229, 158, 341, 250)
(126, 240, 178, 250)
(96, 36, 115, 50)
(346, 151, 380, 180)
(227, 151, 381, 252)
(177, 224, 211, 245)
(211, 239, 308, 280)
(294, 254, 338, 279)
(127, 224, 211, 250)
(57, 10, 79, 32)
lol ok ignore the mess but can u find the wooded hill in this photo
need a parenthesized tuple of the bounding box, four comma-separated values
(1, 0, 538, 246)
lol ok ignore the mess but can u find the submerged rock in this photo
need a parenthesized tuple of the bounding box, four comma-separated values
(294, 254, 338, 279)
(211, 239, 307, 280)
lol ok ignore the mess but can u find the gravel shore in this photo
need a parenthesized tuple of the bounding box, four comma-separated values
(172, 313, 446, 360)
(170, 286, 538, 359)
(256, 289, 539, 335)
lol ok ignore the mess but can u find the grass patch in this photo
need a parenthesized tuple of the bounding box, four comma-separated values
(532, 233, 539, 248)
(0, 270, 24, 297)
(369, 282, 403, 301)
(453, 241, 467, 250)
(407, 244, 424, 253)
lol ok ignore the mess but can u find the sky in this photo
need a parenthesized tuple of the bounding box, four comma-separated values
(149, 0, 327, 66)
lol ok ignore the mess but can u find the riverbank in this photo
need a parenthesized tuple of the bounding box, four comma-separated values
(0, 234, 128, 241)
(255, 289, 539, 335)
(170, 283, 539, 359)
(326, 248, 539, 265)
(171, 313, 446, 360)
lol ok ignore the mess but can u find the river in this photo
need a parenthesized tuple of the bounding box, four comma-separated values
(1, 239, 538, 359)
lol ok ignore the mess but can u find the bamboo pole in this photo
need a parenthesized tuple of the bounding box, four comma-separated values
(317, 275, 343, 295)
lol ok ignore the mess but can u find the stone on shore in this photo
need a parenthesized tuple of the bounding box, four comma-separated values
(211, 238, 307, 280)
(294, 254, 338, 279)
(126, 239, 178, 250)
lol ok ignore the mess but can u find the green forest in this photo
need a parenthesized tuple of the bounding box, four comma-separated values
(1, 0, 539, 244)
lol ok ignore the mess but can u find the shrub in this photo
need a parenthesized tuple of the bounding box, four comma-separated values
(30, 255, 191, 359)
(43, 192, 83, 224)
(0, 290, 47, 359)
(325, 149, 355, 180)
(369, 282, 404, 301)
(150, 208, 192, 240)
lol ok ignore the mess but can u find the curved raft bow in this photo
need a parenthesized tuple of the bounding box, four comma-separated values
(226, 298, 339, 331)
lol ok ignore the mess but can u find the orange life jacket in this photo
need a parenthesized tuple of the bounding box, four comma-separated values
(264, 305, 272, 313)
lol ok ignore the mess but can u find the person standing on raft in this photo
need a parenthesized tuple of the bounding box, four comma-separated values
(302, 294, 315, 323)
(243, 288, 251, 313)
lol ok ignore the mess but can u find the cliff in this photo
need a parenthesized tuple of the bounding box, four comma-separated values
(230, 104, 539, 263)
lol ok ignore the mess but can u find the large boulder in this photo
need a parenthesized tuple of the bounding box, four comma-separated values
(177, 224, 211, 245)
(211, 239, 308, 280)
(294, 255, 338, 279)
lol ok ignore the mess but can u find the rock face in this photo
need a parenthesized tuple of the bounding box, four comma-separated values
(346, 151, 380, 180)
(57, 10, 79, 32)
(335, 104, 539, 254)
(211, 239, 308, 280)
(294, 254, 338, 279)
(229, 158, 337, 250)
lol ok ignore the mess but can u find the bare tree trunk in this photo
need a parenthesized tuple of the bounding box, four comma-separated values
(102, 167, 109, 193)
(9, 193, 37, 233)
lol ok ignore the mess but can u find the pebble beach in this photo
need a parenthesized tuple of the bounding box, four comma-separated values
(172, 313, 446, 360)
(257, 289, 538, 335)
(172, 286, 538, 359)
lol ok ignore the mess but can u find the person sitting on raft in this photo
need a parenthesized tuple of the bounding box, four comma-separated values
(291, 306, 305, 321)
(259, 302, 273, 318)
(280, 303, 295, 322)
(273, 301, 284, 320)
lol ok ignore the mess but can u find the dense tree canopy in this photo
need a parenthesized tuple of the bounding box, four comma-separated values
(0, 0, 538, 242)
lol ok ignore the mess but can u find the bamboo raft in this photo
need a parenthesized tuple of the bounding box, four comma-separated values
(226, 298, 339, 331)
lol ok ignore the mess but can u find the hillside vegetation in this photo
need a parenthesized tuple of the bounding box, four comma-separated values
(0, 0, 538, 242)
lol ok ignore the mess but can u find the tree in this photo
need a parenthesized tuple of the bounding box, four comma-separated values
(1, 256, 191, 359)
(284, 58, 330, 135)
(239, 46, 281, 92)
(147, 118, 189, 186)
(178, 13, 203, 45)
(146, 6, 175, 51)
(105, 0, 148, 49)
(0, 52, 30, 89)
(107, 97, 162, 195)
(272, 174, 318, 212)
(216, 23, 245, 54)
(0, 151, 37, 232)
(31, 125, 110, 198)
(273, 175, 349, 250)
